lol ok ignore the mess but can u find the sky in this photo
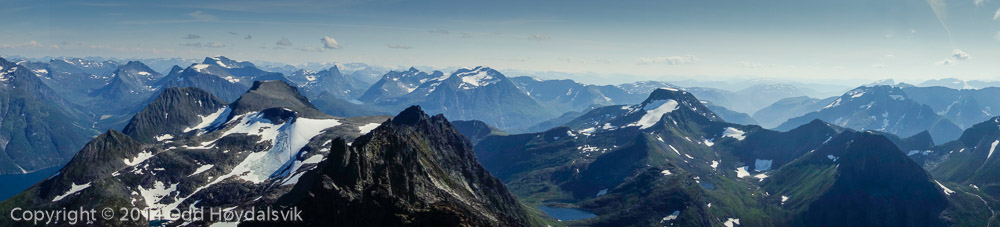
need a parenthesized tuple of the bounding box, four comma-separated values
(1, 0, 999, 85)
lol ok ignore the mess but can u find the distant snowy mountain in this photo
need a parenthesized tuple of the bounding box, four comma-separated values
(904, 86, 1000, 128)
(776, 85, 962, 143)
(359, 66, 558, 130)
(288, 66, 369, 100)
(358, 67, 443, 103)
(918, 78, 1000, 90)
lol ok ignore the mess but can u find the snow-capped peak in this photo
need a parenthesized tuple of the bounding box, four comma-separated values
(455, 66, 500, 90)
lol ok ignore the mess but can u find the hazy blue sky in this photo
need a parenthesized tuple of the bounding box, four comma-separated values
(1, 0, 999, 84)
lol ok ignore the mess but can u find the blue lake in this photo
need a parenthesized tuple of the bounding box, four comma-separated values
(0, 166, 60, 201)
(700, 182, 716, 190)
(537, 206, 597, 221)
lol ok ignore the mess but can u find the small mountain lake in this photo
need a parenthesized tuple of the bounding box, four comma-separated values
(0, 166, 60, 201)
(537, 206, 598, 221)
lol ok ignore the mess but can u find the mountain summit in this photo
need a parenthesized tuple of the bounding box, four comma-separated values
(230, 80, 328, 118)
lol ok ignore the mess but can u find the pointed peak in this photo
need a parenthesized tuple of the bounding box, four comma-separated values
(168, 65, 183, 73)
(391, 105, 430, 126)
(407, 66, 419, 72)
(123, 61, 145, 67)
(788, 119, 838, 133)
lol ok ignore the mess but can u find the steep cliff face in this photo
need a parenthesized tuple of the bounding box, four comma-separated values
(276, 106, 536, 226)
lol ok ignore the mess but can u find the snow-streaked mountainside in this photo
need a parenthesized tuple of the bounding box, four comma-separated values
(0, 80, 393, 225)
(474, 87, 958, 226)
(266, 106, 539, 226)
(776, 85, 962, 144)
(0, 83, 544, 226)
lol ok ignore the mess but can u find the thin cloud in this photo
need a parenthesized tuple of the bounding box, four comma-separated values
(228, 32, 238, 35)
(428, 29, 450, 35)
(460, 32, 473, 39)
(995, 8, 1000, 20)
(188, 10, 216, 21)
(276, 37, 292, 46)
(937, 49, 970, 65)
(179, 42, 225, 48)
(636, 55, 700, 65)
(321, 36, 341, 49)
(184, 34, 201, 39)
(387, 44, 413, 50)
(297, 47, 322, 52)
(737, 61, 773, 68)
(245, 34, 252, 40)
(206, 42, 225, 48)
(528, 34, 551, 41)
(976, 0, 986, 7)
(0, 40, 42, 49)
(952, 49, 970, 60)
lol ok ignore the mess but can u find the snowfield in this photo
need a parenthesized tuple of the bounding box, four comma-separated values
(634, 99, 679, 129)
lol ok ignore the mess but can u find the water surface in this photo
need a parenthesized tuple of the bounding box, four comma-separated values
(0, 166, 60, 201)
(538, 206, 598, 221)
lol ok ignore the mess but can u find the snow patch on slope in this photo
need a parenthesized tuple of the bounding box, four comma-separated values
(722, 127, 746, 140)
(634, 99, 679, 129)
(735, 166, 750, 178)
(124, 150, 155, 166)
(184, 107, 231, 133)
(357, 123, 381, 134)
(935, 180, 955, 195)
(52, 182, 92, 202)
(989, 140, 999, 160)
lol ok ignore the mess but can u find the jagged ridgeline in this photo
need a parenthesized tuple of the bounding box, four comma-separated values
(475, 88, 957, 226)
(248, 106, 541, 226)
(0, 80, 543, 226)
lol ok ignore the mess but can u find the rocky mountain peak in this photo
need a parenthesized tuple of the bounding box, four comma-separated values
(230, 80, 328, 118)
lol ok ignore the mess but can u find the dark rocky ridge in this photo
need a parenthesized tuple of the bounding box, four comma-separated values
(121, 87, 228, 143)
(272, 106, 537, 226)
